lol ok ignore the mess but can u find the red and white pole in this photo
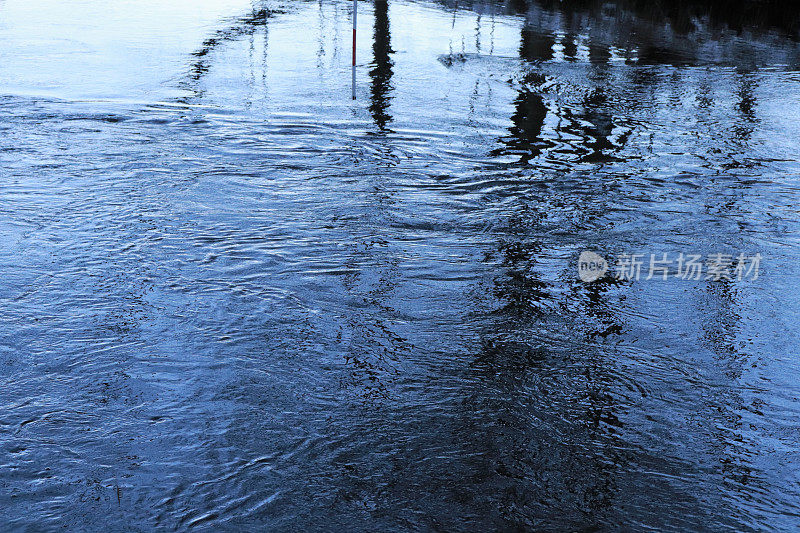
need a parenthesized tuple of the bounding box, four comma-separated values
(352, 0, 357, 99)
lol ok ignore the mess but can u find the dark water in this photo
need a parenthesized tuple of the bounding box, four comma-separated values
(2, 0, 800, 530)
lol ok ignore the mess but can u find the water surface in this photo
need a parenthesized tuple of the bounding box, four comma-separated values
(2, 0, 800, 530)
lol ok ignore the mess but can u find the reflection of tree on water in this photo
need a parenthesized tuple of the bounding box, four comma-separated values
(492, 23, 630, 166)
(491, 80, 550, 165)
(472, 52, 773, 524)
(563, 88, 622, 163)
(491, 238, 550, 315)
(188, 8, 274, 81)
(696, 68, 764, 497)
(490, 26, 553, 165)
(334, 1, 402, 400)
(178, 6, 276, 102)
(699, 276, 764, 497)
(369, 0, 395, 131)
(519, 25, 553, 62)
(459, 216, 632, 526)
(731, 73, 758, 144)
(337, 183, 407, 400)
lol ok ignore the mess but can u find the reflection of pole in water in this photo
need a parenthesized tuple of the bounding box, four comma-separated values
(352, 0, 358, 99)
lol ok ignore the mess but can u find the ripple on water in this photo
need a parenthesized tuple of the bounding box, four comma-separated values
(2, 0, 800, 530)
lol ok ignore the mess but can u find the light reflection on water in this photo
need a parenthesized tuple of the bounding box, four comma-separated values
(1, 0, 800, 530)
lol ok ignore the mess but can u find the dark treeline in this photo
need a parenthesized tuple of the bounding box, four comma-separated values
(437, 0, 800, 38)
(544, 0, 800, 36)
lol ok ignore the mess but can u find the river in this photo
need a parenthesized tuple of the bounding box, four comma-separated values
(1, 0, 800, 530)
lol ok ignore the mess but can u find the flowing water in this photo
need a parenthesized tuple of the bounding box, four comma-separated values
(2, 0, 800, 530)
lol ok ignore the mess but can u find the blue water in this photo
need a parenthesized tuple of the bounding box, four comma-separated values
(2, 0, 800, 530)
